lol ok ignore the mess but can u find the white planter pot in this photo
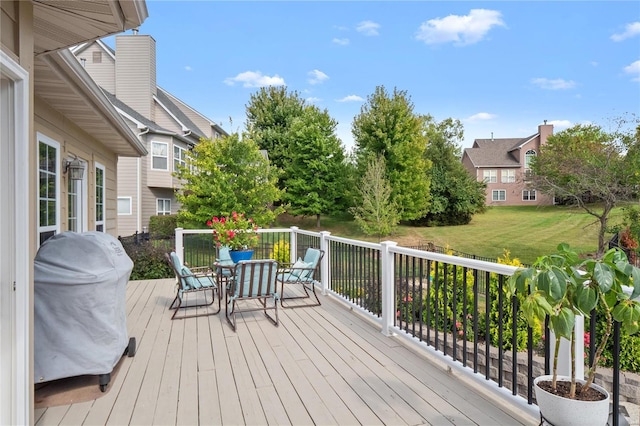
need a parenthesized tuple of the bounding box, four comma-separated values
(534, 375, 610, 426)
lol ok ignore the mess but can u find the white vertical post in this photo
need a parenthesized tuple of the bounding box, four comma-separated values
(319, 231, 331, 295)
(175, 227, 184, 265)
(550, 314, 585, 378)
(289, 226, 298, 264)
(380, 241, 397, 336)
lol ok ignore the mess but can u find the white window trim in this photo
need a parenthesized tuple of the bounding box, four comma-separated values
(1, 49, 31, 426)
(501, 169, 516, 184)
(492, 189, 506, 202)
(67, 157, 88, 233)
(157, 198, 171, 215)
(95, 162, 106, 232)
(151, 141, 169, 171)
(483, 169, 497, 183)
(37, 133, 61, 244)
(118, 196, 133, 215)
(173, 145, 186, 172)
(522, 189, 537, 201)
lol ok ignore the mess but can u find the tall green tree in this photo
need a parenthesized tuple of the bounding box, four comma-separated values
(282, 105, 348, 227)
(419, 116, 486, 226)
(350, 154, 398, 238)
(531, 118, 640, 256)
(244, 86, 306, 182)
(352, 86, 431, 221)
(174, 134, 282, 228)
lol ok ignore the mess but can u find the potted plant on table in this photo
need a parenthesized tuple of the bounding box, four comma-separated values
(509, 243, 640, 426)
(207, 212, 259, 263)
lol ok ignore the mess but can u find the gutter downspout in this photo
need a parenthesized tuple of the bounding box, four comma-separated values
(137, 127, 150, 233)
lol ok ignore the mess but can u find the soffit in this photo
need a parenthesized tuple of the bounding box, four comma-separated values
(33, 0, 148, 56)
(35, 51, 147, 157)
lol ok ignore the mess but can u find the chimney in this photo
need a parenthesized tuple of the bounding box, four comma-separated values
(115, 34, 157, 121)
(491, 132, 494, 141)
(538, 120, 554, 145)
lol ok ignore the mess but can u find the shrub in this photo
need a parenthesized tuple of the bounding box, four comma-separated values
(149, 215, 178, 238)
(271, 240, 290, 264)
(121, 239, 173, 280)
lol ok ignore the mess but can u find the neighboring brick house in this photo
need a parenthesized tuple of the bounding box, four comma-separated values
(71, 33, 228, 236)
(462, 123, 555, 206)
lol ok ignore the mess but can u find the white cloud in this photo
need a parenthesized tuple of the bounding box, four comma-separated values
(545, 120, 572, 129)
(415, 9, 505, 46)
(611, 22, 640, 42)
(590, 61, 598, 67)
(332, 38, 350, 46)
(308, 69, 329, 85)
(223, 71, 285, 88)
(531, 77, 576, 90)
(336, 95, 364, 102)
(623, 60, 640, 81)
(184, 65, 192, 71)
(356, 20, 380, 36)
(306, 97, 321, 104)
(466, 112, 497, 121)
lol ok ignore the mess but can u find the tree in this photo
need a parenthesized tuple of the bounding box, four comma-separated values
(350, 154, 399, 238)
(281, 105, 349, 227)
(531, 118, 640, 256)
(418, 116, 486, 226)
(352, 86, 431, 221)
(174, 134, 282, 228)
(244, 86, 306, 183)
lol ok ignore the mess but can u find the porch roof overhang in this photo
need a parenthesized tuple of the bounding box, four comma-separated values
(35, 49, 147, 157)
(33, 0, 148, 56)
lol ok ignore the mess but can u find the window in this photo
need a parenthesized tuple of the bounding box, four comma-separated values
(525, 150, 537, 169)
(95, 163, 105, 232)
(483, 169, 497, 183)
(157, 198, 171, 215)
(151, 142, 168, 170)
(38, 134, 60, 245)
(492, 190, 506, 201)
(501, 169, 516, 183)
(92, 51, 102, 64)
(118, 197, 132, 215)
(523, 190, 537, 201)
(174, 145, 186, 172)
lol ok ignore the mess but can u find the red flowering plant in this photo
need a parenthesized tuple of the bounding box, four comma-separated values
(207, 212, 259, 251)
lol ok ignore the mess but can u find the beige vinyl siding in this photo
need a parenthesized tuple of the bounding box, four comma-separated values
(160, 90, 216, 138)
(117, 156, 139, 236)
(35, 98, 120, 237)
(115, 34, 156, 121)
(153, 104, 184, 135)
(74, 43, 115, 93)
(1, 2, 18, 56)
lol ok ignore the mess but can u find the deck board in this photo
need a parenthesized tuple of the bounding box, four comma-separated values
(34, 278, 538, 425)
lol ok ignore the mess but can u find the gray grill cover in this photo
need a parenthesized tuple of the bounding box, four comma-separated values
(34, 231, 133, 383)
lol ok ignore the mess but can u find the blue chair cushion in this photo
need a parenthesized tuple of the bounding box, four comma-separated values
(181, 266, 199, 289)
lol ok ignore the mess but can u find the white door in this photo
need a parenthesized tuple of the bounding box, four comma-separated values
(1, 51, 31, 426)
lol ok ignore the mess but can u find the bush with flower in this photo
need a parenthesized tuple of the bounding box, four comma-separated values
(207, 212, 259, 251)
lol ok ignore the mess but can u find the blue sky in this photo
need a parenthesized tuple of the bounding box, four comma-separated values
(116, 1, 639, 151)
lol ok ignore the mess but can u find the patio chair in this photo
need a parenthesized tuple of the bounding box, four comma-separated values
(226, 259, 279, 332)
(277, 248, 324, 308)
(165, 251, 220, 319)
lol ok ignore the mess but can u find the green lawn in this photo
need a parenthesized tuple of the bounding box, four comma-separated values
(277, 205, 630, 265)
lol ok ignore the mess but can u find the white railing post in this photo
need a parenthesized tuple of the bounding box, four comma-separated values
(380, 240, 397, 336)
(175, 227, 184, 265)
(550, 314, 585, 379)
(319, 231, 331, 295)
(289, 226, 298, 263)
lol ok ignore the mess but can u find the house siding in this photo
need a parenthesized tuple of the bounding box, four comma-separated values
(35, 98, 120, 235)
(74, 43, 115, 94)
(161, 91, 216, 139)
(154, 104, 184, 135)
(115, 34, 156, 121)
(117, 156, 139, 236)
(1, 1, 18, 56)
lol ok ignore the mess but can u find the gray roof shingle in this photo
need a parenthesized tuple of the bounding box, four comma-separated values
(464, 134, 537, 167)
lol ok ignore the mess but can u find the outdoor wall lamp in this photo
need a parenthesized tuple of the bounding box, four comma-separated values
(64, 155, 85, 181)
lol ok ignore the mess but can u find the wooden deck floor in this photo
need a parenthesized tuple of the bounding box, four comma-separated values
(34, 278, 537, 425)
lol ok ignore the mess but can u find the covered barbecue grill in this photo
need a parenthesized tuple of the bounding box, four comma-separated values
(34, 231, 136, 391)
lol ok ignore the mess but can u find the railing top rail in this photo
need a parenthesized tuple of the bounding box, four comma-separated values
(326, 234, 381, 250)
(291, 228, 322, 237)
(257, 228, 291, 234)
(176, 228, 212, 235)
(392, 245, 520, 276)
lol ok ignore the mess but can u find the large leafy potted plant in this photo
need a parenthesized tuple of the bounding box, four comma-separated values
(207, 212, 259, 262)
(509, 243, 640, 425)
